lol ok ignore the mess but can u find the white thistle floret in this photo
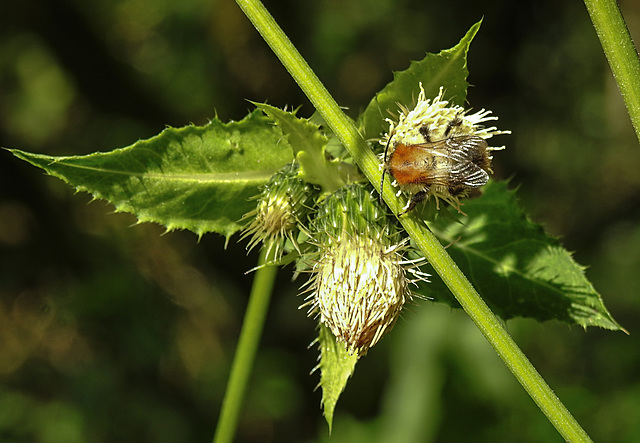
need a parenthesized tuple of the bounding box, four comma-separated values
(381, 83, 510, 150)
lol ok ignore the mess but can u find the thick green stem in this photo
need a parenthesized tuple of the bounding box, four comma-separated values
(213, 248, 278, 443)
(234, 0, 593, 441)
(584, 0, 640, 142)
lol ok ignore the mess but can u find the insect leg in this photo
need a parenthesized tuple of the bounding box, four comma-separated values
(399, 189, 429, 215)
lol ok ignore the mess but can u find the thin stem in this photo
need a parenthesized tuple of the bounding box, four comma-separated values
(584, 0, 640, 142)
(235, 1, 593, 441)
(213, 248, 278, 443)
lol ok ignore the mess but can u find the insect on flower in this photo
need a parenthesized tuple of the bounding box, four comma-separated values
(379, 85, 509, 214)
(380, 118, 492, 214)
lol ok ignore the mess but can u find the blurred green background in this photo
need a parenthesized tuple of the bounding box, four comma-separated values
(2, 0, 640, 441)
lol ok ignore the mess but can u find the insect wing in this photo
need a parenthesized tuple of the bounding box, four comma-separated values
(450, 161, 489, 187)
(387, 136, 490, 188)
(410, 141, 454, 186)
(409, 136, 487, 162)
(445, 136, 488, 161)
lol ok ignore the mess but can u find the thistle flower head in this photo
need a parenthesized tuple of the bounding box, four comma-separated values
(303, 184, 428, 356)
(382, 84, 510, 149)
(241, 164, 316, 261)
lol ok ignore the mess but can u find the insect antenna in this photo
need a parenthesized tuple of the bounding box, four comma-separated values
(379, 136, 392, 204)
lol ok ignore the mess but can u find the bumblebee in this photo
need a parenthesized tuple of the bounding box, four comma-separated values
(380, 119, 492, 214)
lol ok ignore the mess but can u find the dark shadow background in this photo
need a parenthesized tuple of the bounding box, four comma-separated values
(1, 0, 640, 442)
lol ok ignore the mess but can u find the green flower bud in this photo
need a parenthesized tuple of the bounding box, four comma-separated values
(241, 164, 317, 261)
(303, 184, 428, 356)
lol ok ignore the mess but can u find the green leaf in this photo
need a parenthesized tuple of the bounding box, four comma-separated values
(317, 324, 359, 432)
(358, 19, 482, 141)
(416, 181, 623, 331)
(254, 103, 346, 192)
(9, 110, 293, 240)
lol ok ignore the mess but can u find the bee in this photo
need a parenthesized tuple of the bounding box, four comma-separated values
(380, 118, 492, 214)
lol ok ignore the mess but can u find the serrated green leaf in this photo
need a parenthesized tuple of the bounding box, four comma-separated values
(415, 181, 623, 331)
(358, 20, 482, 141)
(254, 103, 346, 192)
(317, 324, 359, 432)
(9, 110, 293, 240)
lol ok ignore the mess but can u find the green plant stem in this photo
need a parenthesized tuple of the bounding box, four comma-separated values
(584, 0, 640, 142)
(235, 0, 594, 441)
(213, 248, 278, 443)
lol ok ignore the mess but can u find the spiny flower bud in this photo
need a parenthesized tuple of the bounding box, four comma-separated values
(241, 164, 317, 261)
(302, 184, 428, 356)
